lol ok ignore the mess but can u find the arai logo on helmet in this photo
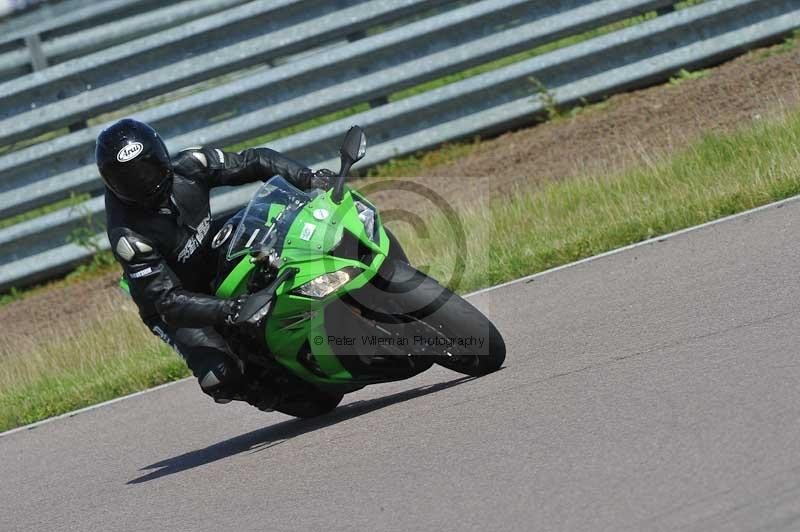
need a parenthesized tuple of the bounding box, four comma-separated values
(117, 142, 144, 163)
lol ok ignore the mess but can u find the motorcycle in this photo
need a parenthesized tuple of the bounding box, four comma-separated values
(179, 126, 505, 417)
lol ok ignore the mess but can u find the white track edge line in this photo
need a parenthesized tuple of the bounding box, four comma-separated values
(4, 193, 799, 438)
(0, 378, 193, 438)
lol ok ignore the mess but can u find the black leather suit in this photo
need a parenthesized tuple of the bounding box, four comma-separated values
(106, 146, 315, 398)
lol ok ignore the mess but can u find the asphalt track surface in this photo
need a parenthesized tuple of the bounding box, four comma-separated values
(3, 198, 800, 532)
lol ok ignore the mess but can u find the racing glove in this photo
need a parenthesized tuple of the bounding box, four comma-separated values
(220, 292, 274, 339)
(221, 295, 249, 327)
(300, 168, 338, 190)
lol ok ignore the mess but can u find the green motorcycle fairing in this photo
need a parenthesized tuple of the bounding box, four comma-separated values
(215, 176, 390, 389)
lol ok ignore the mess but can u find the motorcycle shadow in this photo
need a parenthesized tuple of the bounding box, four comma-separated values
(128, 375, 476, 485)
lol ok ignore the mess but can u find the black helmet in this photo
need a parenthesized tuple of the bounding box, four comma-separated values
(96, 118, 173, 208)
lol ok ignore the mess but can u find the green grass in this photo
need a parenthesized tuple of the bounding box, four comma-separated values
(669, 68, 710, 86)
(3, 105, 800, 431)
(754, 29, 800, 60)
(0, 287, 25, 306)
(0, 259, 120, 309)
(0, 300, 190, 432)
(365, 137, 483, 178)
(388, 109, 800, 294)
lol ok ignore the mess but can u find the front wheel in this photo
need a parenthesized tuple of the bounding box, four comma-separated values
(354, 260, 506, 377)
(425, 291, 506, 377)
(411, 285, 506, 377)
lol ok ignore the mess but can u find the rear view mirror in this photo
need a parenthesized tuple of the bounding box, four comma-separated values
(341, 125, 367, 167)
(333, 126, 367, 203)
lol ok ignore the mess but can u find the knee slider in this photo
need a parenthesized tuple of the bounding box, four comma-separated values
(198, 360, 242, 396)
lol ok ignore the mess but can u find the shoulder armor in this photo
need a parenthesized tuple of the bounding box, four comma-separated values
(191, 151, 208, 168)
(110, 229, 157, 263)
(116, 236, 136, 261)
(178, 148, 208, 168)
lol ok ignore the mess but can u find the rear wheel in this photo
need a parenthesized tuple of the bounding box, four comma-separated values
(239, 365, 344, 419)
(274, 389, 344, 419)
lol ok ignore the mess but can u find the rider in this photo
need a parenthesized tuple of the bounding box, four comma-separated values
(97, 118, 337, 405)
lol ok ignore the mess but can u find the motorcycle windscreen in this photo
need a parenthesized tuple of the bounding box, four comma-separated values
(226, 176, 311, 260)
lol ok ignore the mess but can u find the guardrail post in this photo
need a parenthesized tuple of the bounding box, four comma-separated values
(346, 30, 367, 42)
(369, 96, 389, 108)
(23, 34, 48, 71)
(347, 24, 389, 110)
(656, 4, 676, 16)
(68, 120, 88, 133)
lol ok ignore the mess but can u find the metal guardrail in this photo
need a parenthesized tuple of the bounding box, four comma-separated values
(0, 0, 152, 42)
(0, 0, 798, 291)
(1, 0, 672, 218)
(0, 0, 249, 81)
(0, 0, 443, 131)
(0, 0, 331, 123)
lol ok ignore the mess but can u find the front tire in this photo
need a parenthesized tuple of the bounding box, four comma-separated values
(354, 260, 506, 377)
(410, 285, 506, 377)
(425, 292, 506, 377)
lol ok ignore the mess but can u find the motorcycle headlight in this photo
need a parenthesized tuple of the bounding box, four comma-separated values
(292, 267, 362, 299)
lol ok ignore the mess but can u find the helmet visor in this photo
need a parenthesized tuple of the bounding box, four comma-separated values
(109, 157, 173, 206)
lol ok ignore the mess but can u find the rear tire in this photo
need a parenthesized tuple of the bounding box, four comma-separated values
(274, 390, 344, 419)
